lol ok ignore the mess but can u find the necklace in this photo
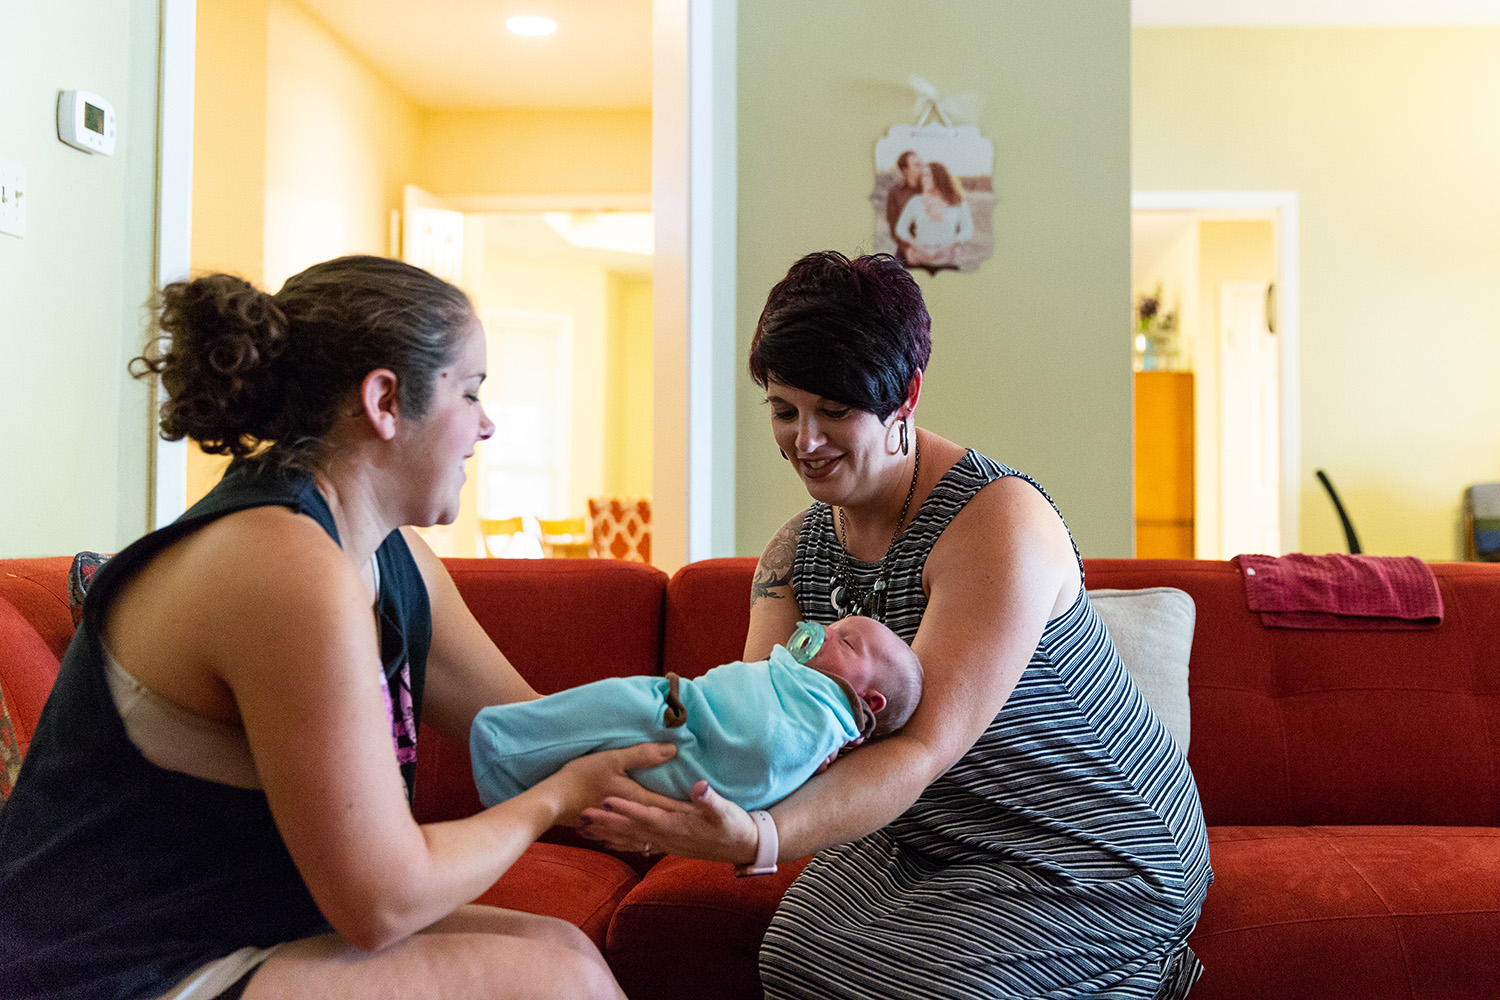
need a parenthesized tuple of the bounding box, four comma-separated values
(829, 436, 920, 622)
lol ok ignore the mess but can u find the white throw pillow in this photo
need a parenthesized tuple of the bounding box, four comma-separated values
(1086, 587, 1195, 752)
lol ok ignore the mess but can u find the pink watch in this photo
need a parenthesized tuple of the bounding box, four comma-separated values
(734, 810, 779, 876)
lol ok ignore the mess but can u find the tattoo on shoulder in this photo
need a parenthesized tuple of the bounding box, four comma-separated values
(750, 518, 800, 604)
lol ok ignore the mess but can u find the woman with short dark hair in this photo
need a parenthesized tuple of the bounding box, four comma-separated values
(584, 251, 1213, 999)
(0, 255, 667, 1000)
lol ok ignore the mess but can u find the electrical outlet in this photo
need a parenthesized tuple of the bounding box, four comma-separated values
(0, 157, 25, 238)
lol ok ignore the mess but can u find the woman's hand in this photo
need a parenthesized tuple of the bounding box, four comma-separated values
(579, 781, 760, 865)
(539, 743, 682, 828)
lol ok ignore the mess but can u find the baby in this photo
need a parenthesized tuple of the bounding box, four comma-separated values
(470, 616, 923, 812)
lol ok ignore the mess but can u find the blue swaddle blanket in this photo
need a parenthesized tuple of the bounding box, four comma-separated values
(470, 645, 863, 811)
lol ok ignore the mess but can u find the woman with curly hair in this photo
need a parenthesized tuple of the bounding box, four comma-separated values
(0, 256, 670, 1000)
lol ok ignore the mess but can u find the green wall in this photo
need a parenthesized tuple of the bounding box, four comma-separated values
(734, 1, 1134, 559)
(1135, 28, 1500, 559)
(0, 0, 160, 556)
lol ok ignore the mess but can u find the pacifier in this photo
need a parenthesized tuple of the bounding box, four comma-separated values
(786, 620, 825, 664)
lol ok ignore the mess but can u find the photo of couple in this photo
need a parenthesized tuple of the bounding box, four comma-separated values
(871, 124, 994, 274)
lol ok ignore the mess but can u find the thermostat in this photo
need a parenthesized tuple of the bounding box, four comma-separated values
(57, 90, 116, 155)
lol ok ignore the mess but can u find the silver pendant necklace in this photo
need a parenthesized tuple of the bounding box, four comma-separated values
(829, 437, 920, 622)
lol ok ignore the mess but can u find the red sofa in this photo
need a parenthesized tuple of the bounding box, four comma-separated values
(4, 554, 1499, 999)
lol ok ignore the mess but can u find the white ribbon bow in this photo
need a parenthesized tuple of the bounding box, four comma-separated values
(910, 74, 954, 128)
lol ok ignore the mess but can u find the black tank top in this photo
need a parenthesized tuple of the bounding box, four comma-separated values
(0, 461, 431, 1000)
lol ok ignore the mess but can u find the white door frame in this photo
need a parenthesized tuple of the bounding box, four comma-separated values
(151, 0, 196, 528)
(152, 1, 736, 567)
(653, 0, 737, 571)
(1132, 190, 1301, 554)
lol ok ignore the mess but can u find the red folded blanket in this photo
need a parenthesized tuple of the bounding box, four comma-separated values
(1235, 553, 1443, 630)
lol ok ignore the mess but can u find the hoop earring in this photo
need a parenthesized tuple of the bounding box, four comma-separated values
(899, 420, 909, 456)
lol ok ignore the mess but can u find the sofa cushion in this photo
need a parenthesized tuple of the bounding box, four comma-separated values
(1085, 559, 1500, 829)
(0, 557, 76, 662)
(443, 558, 667, 694)
(663, 558, 757, 680)
(0, 596, 62, 759)
(414, 558, 669, 826)
(474, 841, 641, 950)
(606, 855, 811, 1000)
(1190, 825, 1500, 1000)
(1087, 587, 1195, 751)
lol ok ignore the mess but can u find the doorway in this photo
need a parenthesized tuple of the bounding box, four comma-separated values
(1131, 191, 1300, 559)
(400, 193, 655, 559)
(151, 1, 733, 571)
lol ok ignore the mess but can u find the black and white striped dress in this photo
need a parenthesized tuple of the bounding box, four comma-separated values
(759, 451, 1212, 1000)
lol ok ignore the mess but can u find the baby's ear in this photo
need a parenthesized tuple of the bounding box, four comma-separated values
(865, 690, 887, 714)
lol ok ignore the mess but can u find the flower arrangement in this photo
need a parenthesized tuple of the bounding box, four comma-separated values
(1134, 285, 1179, 371)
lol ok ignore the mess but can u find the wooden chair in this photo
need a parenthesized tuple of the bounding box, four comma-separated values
(537, 516, 589, 559)
(479, 516, 541, 558)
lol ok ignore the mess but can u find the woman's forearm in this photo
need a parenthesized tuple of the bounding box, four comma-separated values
(768, 732, 939, 860)
(423, 791, 557, 883)
(324, 744, 684, 951)
(326, 785, 563, 951)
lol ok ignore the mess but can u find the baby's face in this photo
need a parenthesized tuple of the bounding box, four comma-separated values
(805, 616, 900, 696)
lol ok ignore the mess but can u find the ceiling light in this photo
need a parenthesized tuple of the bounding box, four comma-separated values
(507, 15, 557, 37)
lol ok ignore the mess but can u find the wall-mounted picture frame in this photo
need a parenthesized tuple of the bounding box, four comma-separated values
(872, 124, 994, 275)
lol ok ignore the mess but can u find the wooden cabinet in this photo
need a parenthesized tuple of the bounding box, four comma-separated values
(1134, 371, 1194, 558)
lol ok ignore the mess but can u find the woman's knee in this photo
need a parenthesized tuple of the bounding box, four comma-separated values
(245, 920, 621, 1000)
(551, 948, 622, 1000)
(445, 906, 599, 958)
(448, 912, 619, 999)
(525, 912, 596, 953)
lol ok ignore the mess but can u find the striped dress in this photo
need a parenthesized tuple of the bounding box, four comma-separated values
(759, 451, 1212, 1000)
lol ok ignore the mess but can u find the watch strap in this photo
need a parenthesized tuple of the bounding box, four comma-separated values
(734, 809, 779, 876)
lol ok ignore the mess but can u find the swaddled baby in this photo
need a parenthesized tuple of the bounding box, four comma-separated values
(470, 616, 923, 811)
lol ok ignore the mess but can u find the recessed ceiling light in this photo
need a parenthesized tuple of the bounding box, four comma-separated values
(507, 15, 557, 37)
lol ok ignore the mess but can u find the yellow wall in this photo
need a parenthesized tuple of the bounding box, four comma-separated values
(263, 0, 419, 289)
(416, 109, 652, 198)
(606, 273, 655, 499)
(193, 0, 268, 283)
(188, 0, 422, 504)
(0, 0, 160, 556)
(187, 0, 271, 503)
(735, 2, 1133, 558)
(1135, 28, 1500, 559)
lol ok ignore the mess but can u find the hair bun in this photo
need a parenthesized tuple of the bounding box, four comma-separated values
(139, 273, 292, 456)
(134, 255, 474, 469)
